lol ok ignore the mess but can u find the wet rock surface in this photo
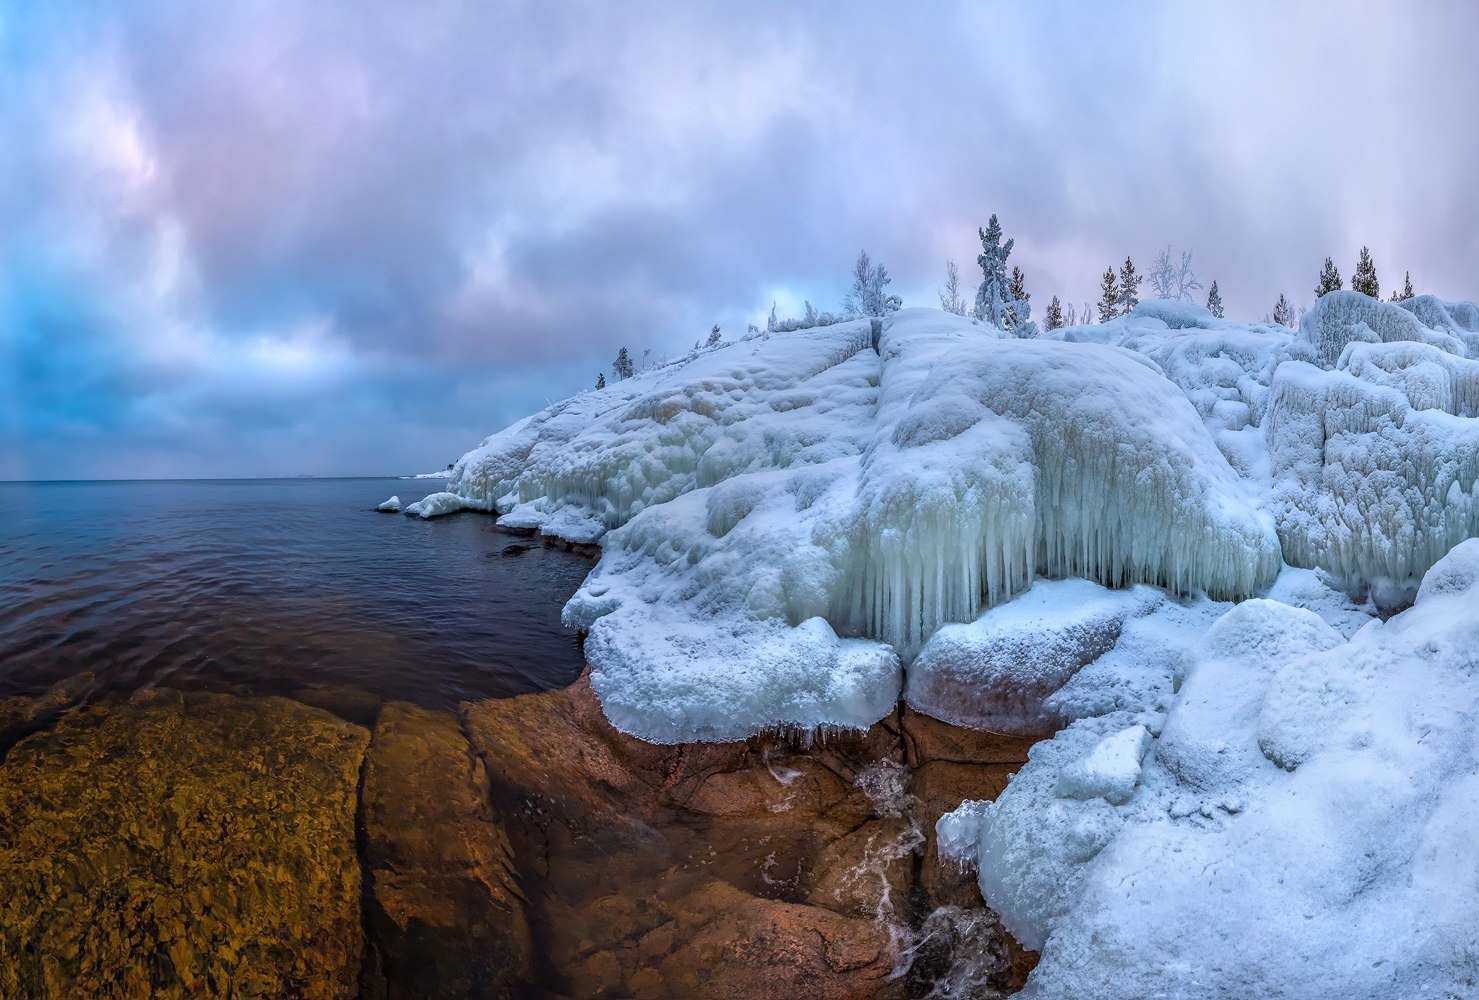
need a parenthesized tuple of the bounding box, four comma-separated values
(0, 671, 1040, 998)
(0, 687, 368, 1000)
(463, 670, 1040, 998)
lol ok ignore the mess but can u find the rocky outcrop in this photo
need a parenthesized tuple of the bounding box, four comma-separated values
(462, 670, 1039, 999)
(0, 687, 368, 1000)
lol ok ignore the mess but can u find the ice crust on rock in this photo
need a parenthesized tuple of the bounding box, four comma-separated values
(402, 491, 471, 519)
(545, 309, 1279, 741)
(943, 544, 1479, 998)
(1267, 340, 1479, 590)
(906, 579, 1160, 735)
(375, 495, 401, 512)
(441, 294, 1479, 744)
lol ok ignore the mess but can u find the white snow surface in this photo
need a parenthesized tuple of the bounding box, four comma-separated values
(941, 541, 1479, 997)
(375, 495, 401, 512)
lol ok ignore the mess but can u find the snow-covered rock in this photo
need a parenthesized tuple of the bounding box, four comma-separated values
(942, 542, 1479, 997)
(375, 495, 401, 512)
(402, 492, 472, 519)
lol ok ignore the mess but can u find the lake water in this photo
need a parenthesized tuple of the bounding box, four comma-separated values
(0, 477, 592, 708)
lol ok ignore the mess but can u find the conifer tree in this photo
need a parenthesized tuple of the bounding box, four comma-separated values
(974, 215, 1025, 330)
(1117, 256, 1141, 315)
(1272, 293, 1293, 327)
(804, 301, 818, 326)
(1392, 270, 1415, 301)
(1352, 246, 1380, 298)
(707, 324, 722, 347)
(613, 346, 634, 380)
(1315, 257, 1342, 297)
(1045, 295, 1064, 331)
(1098, 267, 1120, 323)
(595, 372, 606, 390)
(1206, 280, 1224, 318)
(1003, 265, 1035, 335)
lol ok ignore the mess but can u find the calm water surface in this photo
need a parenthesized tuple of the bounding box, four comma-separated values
(0, 477, 592, 707)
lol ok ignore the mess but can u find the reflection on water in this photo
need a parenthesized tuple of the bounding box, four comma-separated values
(0, 477, 592, 708)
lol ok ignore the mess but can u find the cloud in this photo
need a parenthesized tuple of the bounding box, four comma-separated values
(3, 1, 1477, 478)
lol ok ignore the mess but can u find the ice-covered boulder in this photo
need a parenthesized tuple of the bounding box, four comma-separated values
(906, 580, 1159, 735)
(1266, 341, 1479, 591)
(402, 492, 472, 519)
(1297, 290, 1466, 368)
(375, 495, 401, 513)
(944, 543, 1479, 998)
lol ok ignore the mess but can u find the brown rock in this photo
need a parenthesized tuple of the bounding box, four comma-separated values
(360, 702, 531, 998)
(0, 687, 367, 1000)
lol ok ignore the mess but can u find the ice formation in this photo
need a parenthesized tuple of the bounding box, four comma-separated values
(375, 495, 401, 512)
(401, 491, 470, 519)
(940, 542, 1479, 998)
(1267, 339, 1479, 594)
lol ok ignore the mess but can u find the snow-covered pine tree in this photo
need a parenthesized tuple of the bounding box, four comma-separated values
(1352, 246, 1380, 298)
(767, 302, 779, 334)
(1392, 270, 1414, 301)
(613, 347, 634, 380)
(974, 215, 1016, 328)
(1206, 279, 1224, 318)
(1098, 267, 1120, 323)
(1003, 265, 1036, 335)
(1315, 257, 1342, 297)
(804, 301, 818, 326)
(1272, 293, 1293, 327)
(1045, 295, 1064, 331)
(939, 261, 968, 315)
(1117, 256, 1141, 315)
(595, 372, 606, 390)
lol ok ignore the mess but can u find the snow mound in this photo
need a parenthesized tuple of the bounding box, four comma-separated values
(1298, 290, 1467, 367)
(375, 495, 401, 512)
(907, 580, 1160, 735)
(1267, 341, 1479, 591)
(402, 491, 472, 519)
(946, 542, 1479, 997)
(449, 321, 877, 534)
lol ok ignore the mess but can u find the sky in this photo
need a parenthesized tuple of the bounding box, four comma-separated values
(2, 1, 1476, 480)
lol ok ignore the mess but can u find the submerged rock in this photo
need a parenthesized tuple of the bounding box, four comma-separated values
(0, 687, 368, 1000)
(360, 702, 531, 998)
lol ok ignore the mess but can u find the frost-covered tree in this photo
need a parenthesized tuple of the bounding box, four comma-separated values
(1390, 270, 1415, 301)
(939, 260, 968, 315)
(595, 372, 606, 390)
(767, 302, 779, 334)
(1352, 246, 1379, 299)
(1117, 256, 1141, 315)
(974, 215, 1017, 328)
(707, 324, 722, 347)
(1148, 246, 1176, 299)
(613, 347, 634, 380)
(1315, 257, 1342, 297)
(1098, 267, 1120, 323)
(844, 249, 903, 317)
(1272, 293, 1293, 327)
(803, 300, 818, 326)
(1003, 265, 1037, 336)
(1206, 279, 1224, 318)
(1173, 250, 1202, 301)
(1045, 295, 1064, 331)
(1064, 301, 1077, 327)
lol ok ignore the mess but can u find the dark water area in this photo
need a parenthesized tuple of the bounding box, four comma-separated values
(0, 477, 592, 709)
